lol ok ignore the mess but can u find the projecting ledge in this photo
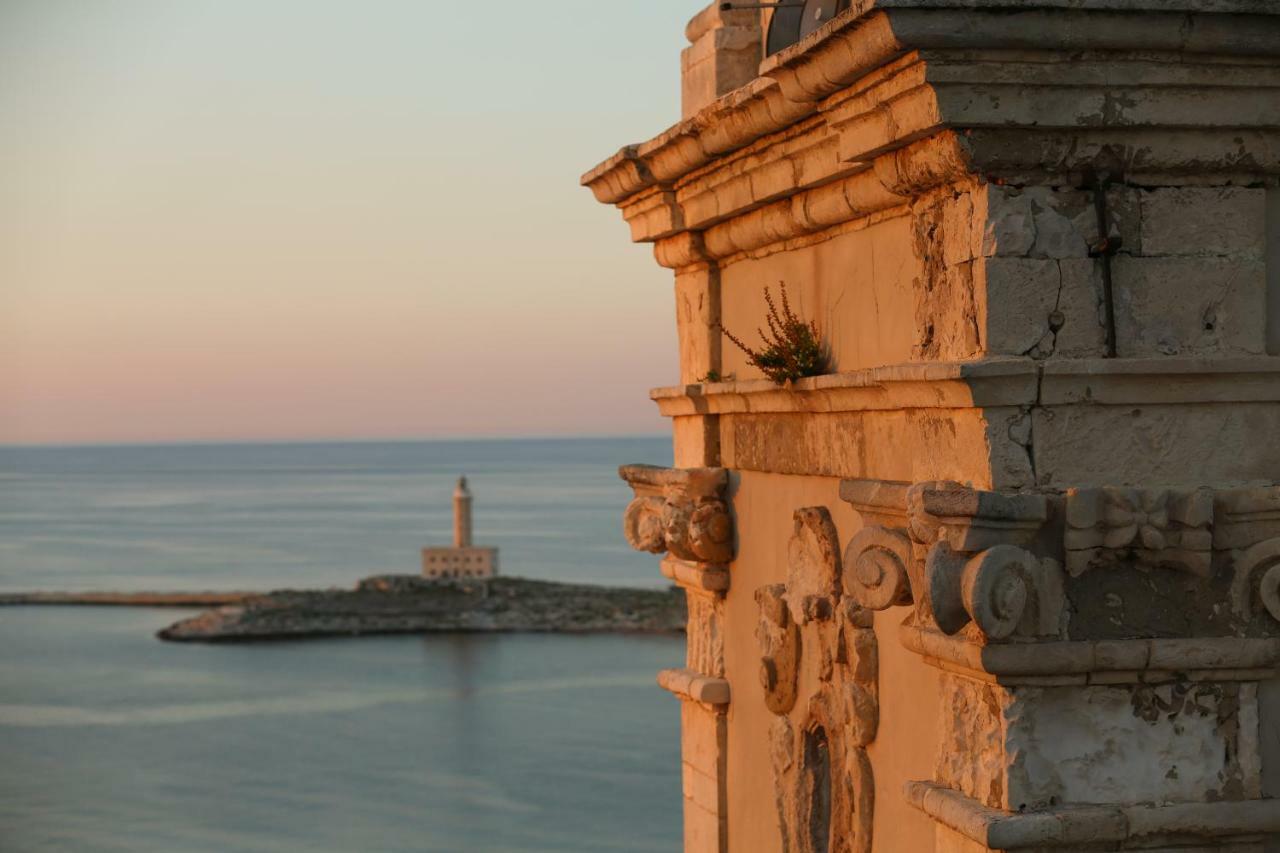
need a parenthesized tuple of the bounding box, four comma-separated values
(905, 781, 1280, 850)
(900, 622, 1280, 684)
(1040, 356, 1280, 405)
(651, 357, 1280, 417)
(651, 359, 1038, 417)
(661, 557, 729, 594)
(657, 668, 731, 707)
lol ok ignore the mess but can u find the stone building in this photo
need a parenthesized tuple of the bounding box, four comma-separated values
(586, 2, 1280, 851)
(421, 477, 498, 579)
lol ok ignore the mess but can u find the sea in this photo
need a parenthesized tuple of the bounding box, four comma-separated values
(0, 438, 683, 853)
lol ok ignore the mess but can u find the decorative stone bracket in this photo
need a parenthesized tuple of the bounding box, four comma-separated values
(621, 464, 735, 573)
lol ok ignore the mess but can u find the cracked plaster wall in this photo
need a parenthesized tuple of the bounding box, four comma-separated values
(938, 675, 1261, 814)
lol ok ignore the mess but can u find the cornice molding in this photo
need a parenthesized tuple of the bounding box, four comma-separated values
(584, 2, 1280, 263)
(650, 357, 1280, 417)
(904, 781, 1280, 851)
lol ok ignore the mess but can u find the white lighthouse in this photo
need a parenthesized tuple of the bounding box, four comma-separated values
(421, 476, 499, 580)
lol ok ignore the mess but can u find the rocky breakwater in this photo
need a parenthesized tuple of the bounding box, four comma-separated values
(158, 575, 686, 642)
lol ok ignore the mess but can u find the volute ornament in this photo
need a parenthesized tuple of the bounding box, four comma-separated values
(842, 525, 913, 610)
(1230, 537, 1280, 623)
(622, 496, 666, 554)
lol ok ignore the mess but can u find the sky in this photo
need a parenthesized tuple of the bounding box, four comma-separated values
(0, 0, 691, 444)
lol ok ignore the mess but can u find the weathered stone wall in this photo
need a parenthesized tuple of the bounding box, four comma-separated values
(597, 2, 1280, 851)
(1265, 676, 1280, 853)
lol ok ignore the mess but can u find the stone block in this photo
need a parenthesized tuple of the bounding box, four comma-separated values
(675, 268, 721, 384)
(942, 189, 977, 267)
(1053, 258, 1108, 358)
(1031, 402, 1280, 488)
(1112, 256, 1267, 356)
(1026, 188, 1090, 260)
(1140, 187, 1267, 258)
(981, 257, 1062, 356)
(682, 760, 723, 815)
(681, 700, 727, 776)
(980, 186, 1037, 258)
(681, 5, 761, 120)
(937, 675, 1009, 809)
(673, 415, 720, 468)
(682, 797, 725, 853)
(1004, 683, 1250, 810)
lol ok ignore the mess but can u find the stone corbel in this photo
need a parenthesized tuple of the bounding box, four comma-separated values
(620, 463, 735, 588)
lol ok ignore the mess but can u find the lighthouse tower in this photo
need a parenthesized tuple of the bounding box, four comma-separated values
(452, 476, 472, 547)
(421, 476, 499, 580)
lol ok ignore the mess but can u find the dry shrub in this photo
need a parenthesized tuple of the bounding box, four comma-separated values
(717, 282, 827, 385)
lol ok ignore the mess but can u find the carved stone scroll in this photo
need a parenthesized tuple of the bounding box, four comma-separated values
(925, 542, 1065, 640)
(841, 478, 1059, 640)
(1230, 537, 1280, 623)
(842, 525, 913, 610)
(1217, 486, 1280, 625)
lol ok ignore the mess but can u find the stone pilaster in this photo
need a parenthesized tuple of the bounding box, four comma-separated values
(621, 463, 735, 853)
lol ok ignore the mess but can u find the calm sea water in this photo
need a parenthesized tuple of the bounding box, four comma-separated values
(0, 438, 683, 852)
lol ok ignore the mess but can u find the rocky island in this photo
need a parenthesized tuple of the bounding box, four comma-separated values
(157, 575, 686, 642)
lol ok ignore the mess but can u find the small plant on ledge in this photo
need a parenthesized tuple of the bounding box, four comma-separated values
(717, 282, 827, 385)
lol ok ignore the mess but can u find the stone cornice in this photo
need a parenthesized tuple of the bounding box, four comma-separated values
(650, 357, 1280, 417)
(1041, 356, 1280, 405)
(652, 358, 1038, 416)
(904, 781, 1280, 850)
(584, 3, 1280, 203)
(900, 622, 1280, 685)
(584, 2, 1280, 265)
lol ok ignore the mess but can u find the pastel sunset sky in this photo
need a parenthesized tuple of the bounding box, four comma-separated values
(1, 0, 693, 444)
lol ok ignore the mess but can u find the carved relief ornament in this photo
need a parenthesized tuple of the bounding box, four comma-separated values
(837, 479, 1280, 643)
(840, 479, 1065, 642)
(1065, 487, 1213, 577)
(619, 464, 734, 566)
(758, 507, 877, 853)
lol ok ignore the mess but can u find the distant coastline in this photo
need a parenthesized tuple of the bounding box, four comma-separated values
(0, 590, 254, 607)
(155, 576, 686, 642)
(1, 577, 685, 642)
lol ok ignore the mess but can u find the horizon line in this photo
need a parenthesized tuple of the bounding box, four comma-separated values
(0, 433, 672, 451)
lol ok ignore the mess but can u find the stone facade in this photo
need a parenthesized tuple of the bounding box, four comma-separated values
(593, 2, 1280, 852)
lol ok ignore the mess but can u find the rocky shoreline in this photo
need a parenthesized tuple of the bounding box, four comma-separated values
(156, 575, 687, 642)
(0, 591, 254, 607)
